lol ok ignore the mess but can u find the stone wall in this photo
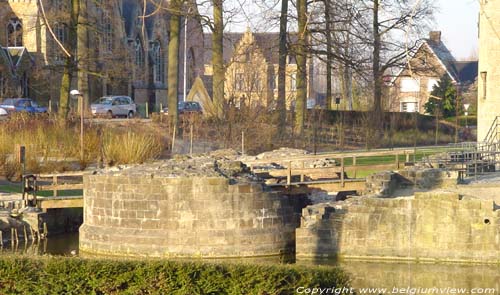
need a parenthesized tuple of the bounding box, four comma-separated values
(296, 192, 500, 263)
(365, 168, 459, 196)
(478, 0, 500, 141)
(80, 174, 297, 257)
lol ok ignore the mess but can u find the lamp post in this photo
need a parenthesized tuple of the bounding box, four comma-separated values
(70, 89, 84, 161)
(463, 103, 470, 129)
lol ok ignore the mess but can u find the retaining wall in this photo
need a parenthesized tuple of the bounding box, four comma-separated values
(296, 192, 500, 263)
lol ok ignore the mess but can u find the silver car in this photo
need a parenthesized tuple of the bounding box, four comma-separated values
(91, 96, 136, 118)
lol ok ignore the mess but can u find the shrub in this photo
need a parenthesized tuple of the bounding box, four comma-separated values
(103, 130, 162, 165)
(0, 256, 351, 295)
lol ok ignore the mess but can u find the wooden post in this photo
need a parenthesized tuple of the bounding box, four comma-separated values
(287, 161, 292, 185)
(48, 99, 52, 113)
(353, 156, 357, 179)
(23, 226, 27, 244)
(406, 152, 410, 163)
(145, 102, 149, 118)
(0, 230, 3, 248)
(341, 157, 345, 187)
(300, 160, 305, 182)
(171, 127, 176, 155)
(241, 131, 245, 155)
(189, 124, 194, 156)
(10, 228, 14, 246)
(43, 223, 48, 239)
(395, 153, 400, 169)
(53, 175, 58, 197)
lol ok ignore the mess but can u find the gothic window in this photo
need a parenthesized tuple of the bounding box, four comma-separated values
(135, 38, 144, 67)
(7, 18, 23, 47)
(153, 41, 165, 84)
(235, 73, 244, 91)
(102, 11, 113, 53)
(53, 23, 68, 62)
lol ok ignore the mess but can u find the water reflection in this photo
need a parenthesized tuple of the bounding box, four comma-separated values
(300, 259, 500, 292)
(0, 233, 79, 256)
(1, 234, 499, 293)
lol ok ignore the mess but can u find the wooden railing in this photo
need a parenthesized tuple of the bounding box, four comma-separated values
(249, 150, 415, 188)
(22, 172, 84, 207)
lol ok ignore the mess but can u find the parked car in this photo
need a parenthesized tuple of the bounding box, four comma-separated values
(91, 96, 136, 118)
(0, 98, 48, 114)
(161, 101, 202, 115)
(0, 107, 7, 117)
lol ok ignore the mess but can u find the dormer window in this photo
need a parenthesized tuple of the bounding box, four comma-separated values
(7, 18, 23, 46)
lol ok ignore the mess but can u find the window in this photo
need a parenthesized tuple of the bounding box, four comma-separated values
(400, 77, 420, 92)
(269, 71, 276, 90)
(135, 38, 144, 66)
(7, 18, 23, 46)
(152, 41, 165, 83)
(427, 78, 438, 92)
(0, 73, 6, 96)
(401, 102, 418, 113)
(235, 73, 244, 91)
(481, 71, 487, 99)
(101, 11, 113, 53)
(54, 23, 68, 62)
(290, 73, 297, 91)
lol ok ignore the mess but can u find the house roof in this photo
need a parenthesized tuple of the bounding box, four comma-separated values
(203, 31, 297, 66)
(452, 61, 478, 85)
(391, 34, 478, 86)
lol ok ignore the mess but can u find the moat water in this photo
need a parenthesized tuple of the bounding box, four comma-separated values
(1, 233, 498, 293)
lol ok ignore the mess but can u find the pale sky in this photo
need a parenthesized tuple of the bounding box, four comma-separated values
(221, 0, 480, 60)
(435, 0, 479, 60)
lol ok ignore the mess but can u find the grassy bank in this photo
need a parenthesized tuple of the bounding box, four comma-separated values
(0, 256, 350, 294)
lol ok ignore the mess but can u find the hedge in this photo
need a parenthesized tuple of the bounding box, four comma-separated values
(0, 256, 351, 295)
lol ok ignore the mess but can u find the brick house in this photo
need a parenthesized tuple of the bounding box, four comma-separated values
(203, 29, 314, 110)
(389, 31, 477, 114)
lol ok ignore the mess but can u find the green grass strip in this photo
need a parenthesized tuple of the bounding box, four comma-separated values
(0, 256, 351, 295)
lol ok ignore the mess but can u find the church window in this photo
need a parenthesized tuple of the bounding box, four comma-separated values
(7, 18, 23, 47)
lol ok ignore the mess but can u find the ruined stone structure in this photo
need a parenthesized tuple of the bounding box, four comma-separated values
(296, 191, 500, 263)
(79, 158, 297, 257)
(477, 0, 500, 141)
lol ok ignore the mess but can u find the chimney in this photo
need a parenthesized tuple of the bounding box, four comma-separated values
(429, 31, 441, 43)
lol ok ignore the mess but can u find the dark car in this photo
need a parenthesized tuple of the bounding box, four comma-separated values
(161, 101, 202, 115)
(0, 98, 48, 114)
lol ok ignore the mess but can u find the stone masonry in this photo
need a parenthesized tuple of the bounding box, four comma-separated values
(477, 0, 500, 141)
(79, 157, 297, 257)
(296, 192, 500, 263)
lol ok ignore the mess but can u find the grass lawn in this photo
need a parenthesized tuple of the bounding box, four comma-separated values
(0, 183, 82, 197)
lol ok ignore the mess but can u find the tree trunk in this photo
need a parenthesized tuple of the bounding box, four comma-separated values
(168, 0, 181, 129)
(212, 0, 224, 119)
(295, 0, 307, 135)
(371, 0, 383, 143)
(58, 0, 79, 120)
(324, 0, 333, 110)
(77, 0, 89, 113)
(277, 0, 288, 134)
